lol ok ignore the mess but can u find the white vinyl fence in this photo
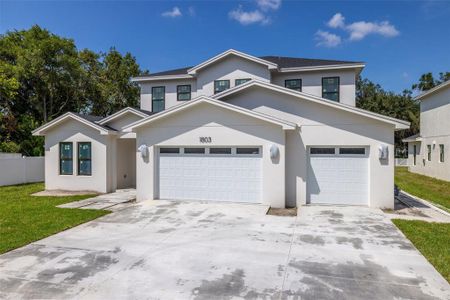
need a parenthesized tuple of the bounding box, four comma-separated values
(395, 158, 408, 166)
(0, 156, 45, 186)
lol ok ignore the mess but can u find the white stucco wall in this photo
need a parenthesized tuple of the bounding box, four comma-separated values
(135, 102, 287, 208)
(195, 55, 271, 96)
(271, 69, 357, 106)
(140, 79, 197, 112)
(44, 119, 116, 193)
(223, 87, 395, 209)
(406, 86, 450, 181)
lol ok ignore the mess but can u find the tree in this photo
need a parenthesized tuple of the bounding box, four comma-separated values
(412, 72, 450, 92)
(0, 26, 146, 155)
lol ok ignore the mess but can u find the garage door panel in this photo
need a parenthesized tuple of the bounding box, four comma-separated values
(308, 152, 368, 206)
(159, 154, 262, 203)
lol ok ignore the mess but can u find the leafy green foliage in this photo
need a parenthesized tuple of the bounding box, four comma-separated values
(0, 183, 108, 254)
(395, 167, 450, 211)
(392, 219, 450, 282)
(0, 25, 145, 155)
(412, 72, 450, 92)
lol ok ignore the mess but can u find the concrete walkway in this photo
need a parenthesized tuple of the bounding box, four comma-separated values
(57, 189, 136, 211)
(0, 201, 448, 299)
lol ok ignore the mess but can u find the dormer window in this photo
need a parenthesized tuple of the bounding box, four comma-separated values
(285, 79, 302, 92)
(177, 85, 191, 101)
(235, 78, 251, 86)
(322, 77, 340, 102)
(152, 86, 165, 112)
(214, 80, 230, 94)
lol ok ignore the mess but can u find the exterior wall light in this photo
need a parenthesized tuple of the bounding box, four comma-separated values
(270, 144, 279, 160)
(378, 144, 389, 160)
(138, 144, 148, 159)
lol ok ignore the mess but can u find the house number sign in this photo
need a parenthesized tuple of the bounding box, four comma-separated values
(199, 137, 212, 143)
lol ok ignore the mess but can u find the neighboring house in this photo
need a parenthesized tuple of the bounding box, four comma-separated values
(403, 80, 450, 181)
(33, 49, 409, 209)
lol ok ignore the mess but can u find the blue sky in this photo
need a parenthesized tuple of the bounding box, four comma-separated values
(1, 0, 449, 93)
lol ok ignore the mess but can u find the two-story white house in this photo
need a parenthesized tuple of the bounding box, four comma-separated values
(403, 80, 450, 181)
(33, 49, 409, 209)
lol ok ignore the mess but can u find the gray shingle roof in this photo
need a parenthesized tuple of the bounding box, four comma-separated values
(138, 55, 362, 78)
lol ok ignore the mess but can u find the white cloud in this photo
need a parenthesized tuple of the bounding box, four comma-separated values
(325, 13, 399, 41)
(229, 6, 270, 25)
(315, 30, 342, 47)
(256, 0, 282, 11)
(327, 13, 345, 28)
(162, 7, 182, 18)
(346, 20, 399, 41)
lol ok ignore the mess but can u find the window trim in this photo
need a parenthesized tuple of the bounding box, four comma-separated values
(177, 84, 191, 101)
(152, 86, 165, 112)
(59, 142, 73, 175)
(284, 79, 302, 92)
(439, 144, 444, 163)
(214, 80, 230, 94)
(235, 78, 251, 86)
(322, 76, 340, 102)
(427, 145, 432, 161)
(77, 142, 92, 176)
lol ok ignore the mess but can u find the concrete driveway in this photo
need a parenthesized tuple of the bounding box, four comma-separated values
(0, 201, 448, 300)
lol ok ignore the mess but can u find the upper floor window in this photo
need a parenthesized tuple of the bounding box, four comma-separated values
(152, 86, 165, 112)
(177, 85, 191, 101)
(285, 79, 302, 92)
(440, 144, 445, 163)
(59, 142, 73, 175)
(78, 142, 92, 176)
(214, 80, 230, 94)
(235, 78, 251, 86)
(322, 77, 340, 102)
(427, 145, 432, 161)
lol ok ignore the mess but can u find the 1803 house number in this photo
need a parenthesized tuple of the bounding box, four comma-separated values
(199, 137, 212, 143)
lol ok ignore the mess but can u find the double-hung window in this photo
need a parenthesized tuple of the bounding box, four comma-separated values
(427, 145, 432, 161)
(59, 142, 73, 175)
(177, 85, 191, 101)
(152, 86, 165, 112)
(322, 77, 340, 102)
(214, 80, 230, 94)
(285, 79, 302, 91)
(235, 78, 251, 86)
(78, 142, 92, 176)
(440, 144, 445, 163)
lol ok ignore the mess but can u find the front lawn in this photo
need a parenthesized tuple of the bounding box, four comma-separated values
(395, 167, 450, 211)
(0, 183, 109, 254)
(393, 219, 450, 283)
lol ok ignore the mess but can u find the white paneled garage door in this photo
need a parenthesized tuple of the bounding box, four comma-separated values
(158, 147, 262, 203)
(307, 146, 369, 206)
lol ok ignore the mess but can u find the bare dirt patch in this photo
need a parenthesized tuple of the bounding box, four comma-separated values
(267, 207, 297, 217)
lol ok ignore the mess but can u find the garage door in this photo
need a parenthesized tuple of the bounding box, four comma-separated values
(158, 147, 262, 203)
(307, 147, 369, 206)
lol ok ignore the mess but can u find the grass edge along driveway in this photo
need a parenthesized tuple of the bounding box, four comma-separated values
(392, 219, 450, 283)
(0, 183, 109, 254)
(395, 167, 450, 212)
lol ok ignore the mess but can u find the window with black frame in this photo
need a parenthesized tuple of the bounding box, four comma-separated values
(285, 79, 302, 91)
(60, 142, 73, 175)
(78, 142, 92, 176)
(322, 77, 340, 102)
(235, 78, 251, 86)
(214, 80, 230, 94)
(177, 85, 191, 101)
(152, 86, 165, 112)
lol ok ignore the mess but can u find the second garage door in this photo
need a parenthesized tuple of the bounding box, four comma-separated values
(307, 146, 369, 206)
(159, 147, 262, 203)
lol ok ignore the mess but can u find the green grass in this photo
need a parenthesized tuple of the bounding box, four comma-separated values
(393, 219, 450, 283)
(395, 167, 450, 211)
(0, 183, 109, 254)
